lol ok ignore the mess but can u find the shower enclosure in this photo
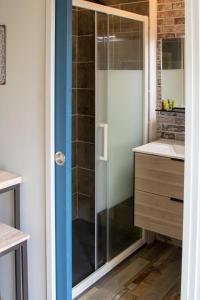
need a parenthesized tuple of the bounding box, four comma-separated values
(72, 0, 148, 296)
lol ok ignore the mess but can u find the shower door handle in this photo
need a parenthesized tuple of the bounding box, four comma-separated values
(99, 123, 108, 161)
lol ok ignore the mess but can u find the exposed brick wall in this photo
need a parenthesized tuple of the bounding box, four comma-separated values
(157, 0, 185, 39)
(157, 111, 185, 140)
(157, 0, 185, 140)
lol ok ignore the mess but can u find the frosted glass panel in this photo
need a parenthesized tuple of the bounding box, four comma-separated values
(108, 70, 143, 208)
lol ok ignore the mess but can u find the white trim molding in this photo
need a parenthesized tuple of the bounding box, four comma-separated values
(149, 0, 157, 141)
(143, 15, 149, 144)
(45, 0, 56, 299)
(73, 0, 146, 22)
(181, 0, 200, 299)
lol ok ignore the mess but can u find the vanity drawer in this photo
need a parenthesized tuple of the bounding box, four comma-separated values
(135, 190, 183, 240)
(135, 153, 184, 200)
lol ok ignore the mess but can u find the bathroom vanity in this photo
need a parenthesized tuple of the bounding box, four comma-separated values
(133, 140, 184, 240)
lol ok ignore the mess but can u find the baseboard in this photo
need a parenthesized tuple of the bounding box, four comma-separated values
(156, 233, 182, 247)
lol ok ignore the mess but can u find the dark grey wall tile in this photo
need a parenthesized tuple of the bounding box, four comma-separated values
(72, 9, 78, 36)
(72, 89, 77, 115)
(77, 63, 95, 89)
(97, 12, 108, 36)
(78, 193, 95, 222)
(73, 193, 78, 220)
(72, 63, 77, 88)
(78, 116, 95, 142)
(72, 141, 77, 168)
(78, 10, 95, 36)
(78, 168, 95, 197)
(120, 18, 141, 33)
(77, 142, 95, 170)
(120, 1, 149, 16)
(72, 115, 78, 141)
(97, 40, 108, 70)
(120, 61, 142, 70)
(72, 167, 78, 194)
(77, 89, 95, 116)
(109, 32, 143, 70)
(78, 36, 95, 62)
(109, 15, 121, 33)
(72, 36, 77, 62)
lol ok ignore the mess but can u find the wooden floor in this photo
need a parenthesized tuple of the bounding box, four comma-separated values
(78, 241, 182, 300)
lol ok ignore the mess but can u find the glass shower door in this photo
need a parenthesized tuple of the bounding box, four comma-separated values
(107, 15, 145, 259)
(96, 12, 147, 264)
(96, 12, 108, 269)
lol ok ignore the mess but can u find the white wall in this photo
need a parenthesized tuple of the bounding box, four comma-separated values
(0, 1, 46, 299)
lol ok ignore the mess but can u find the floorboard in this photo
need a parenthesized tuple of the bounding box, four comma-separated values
(77, 241, 181, 300)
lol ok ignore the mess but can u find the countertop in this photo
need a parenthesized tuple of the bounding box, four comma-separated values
(0, 170, 22, 190)
(132, 139, 184, 160)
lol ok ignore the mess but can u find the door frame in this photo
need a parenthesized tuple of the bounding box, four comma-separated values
(181, 1, 200, 299)
(45, 0, 200, 300)
(45, 0, 56, 299)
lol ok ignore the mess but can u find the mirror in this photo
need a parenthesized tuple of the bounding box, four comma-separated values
(161, 38, 185, 108)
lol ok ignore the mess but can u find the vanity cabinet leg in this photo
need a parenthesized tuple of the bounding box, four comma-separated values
(146, 231, 156, 244)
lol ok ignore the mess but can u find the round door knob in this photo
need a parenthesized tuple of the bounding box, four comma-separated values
(55, 151, 66, 166)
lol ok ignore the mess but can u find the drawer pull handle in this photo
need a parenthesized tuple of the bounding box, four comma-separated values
(170, 197, 183, 203)
(170, 158, 183, 162)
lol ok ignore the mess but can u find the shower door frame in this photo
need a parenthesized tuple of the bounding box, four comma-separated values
(72, 0, 149, 298)
(73, 0, 149, 144)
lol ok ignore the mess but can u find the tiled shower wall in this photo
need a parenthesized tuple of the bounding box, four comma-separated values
(72, 8, 95, 221)
(157, 0, 185, 140)
(101, 0, 149, 16)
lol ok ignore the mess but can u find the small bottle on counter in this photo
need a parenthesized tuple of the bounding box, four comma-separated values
(162, 99, 169, 110)
(171, 99, 175, 109)
(168, 99, 172, 110)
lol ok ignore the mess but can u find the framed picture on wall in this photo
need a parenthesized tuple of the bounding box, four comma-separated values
(0, 25, 6, 85)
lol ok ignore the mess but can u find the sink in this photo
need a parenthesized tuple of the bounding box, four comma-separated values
(133, 139, 185, 160)
(172, 144, 185, 156)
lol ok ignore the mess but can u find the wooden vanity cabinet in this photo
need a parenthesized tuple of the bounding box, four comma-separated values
(134, 152, 184, 240)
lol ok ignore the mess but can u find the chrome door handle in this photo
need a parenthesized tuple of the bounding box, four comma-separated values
(99, 123, 108, 161)
(55, 151, 66, 166)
